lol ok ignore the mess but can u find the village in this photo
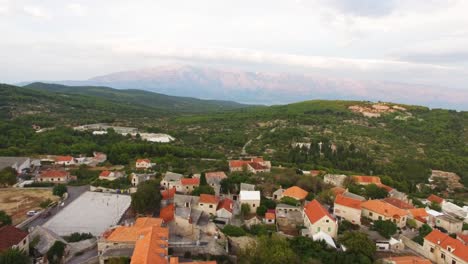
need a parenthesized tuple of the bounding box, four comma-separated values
(0, 152, 467, 264)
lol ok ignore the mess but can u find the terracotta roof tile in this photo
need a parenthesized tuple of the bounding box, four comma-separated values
(205, 171, 227, 180)
(427, 194, 444, 204)
(199, 194, 218, 204)
(384, 256, 431, 264)
(304, 199, 335, 224)
(408, 208, 428, 218)
(217, 198, 233, 213)
(39, 170, 69, 178)
(353, 175, 382, 184)
(334, 194, 362, 210)
(248, 162, 267, 170)
(130, 225, 169, 264)
(105, 217, 163, 242)
(0, 225, 28, 252)
(283, 186, 308, 200)
(160, 204, 175, 223)
(265, 212, 275, 220)
(55, 156, 74, 162)
(383, 197, 414, 210)
(361, 200, 408, 218)
(331, 187, 346, 196)
(136, 159, 151, 163)
(161, 188, 176, 200)
(100, 170, 111, 177)
(180, 178, 200, 186)
(424, 229, 468, 262)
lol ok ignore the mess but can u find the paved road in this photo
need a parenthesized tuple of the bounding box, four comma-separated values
(67, 247, 98, 264)
(24, 185, 89, 229)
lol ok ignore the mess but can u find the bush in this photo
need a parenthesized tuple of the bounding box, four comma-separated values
(46, 241, 66, 264)
(245, 224, 276, 236)
(372, 220, 397, 239)
(222, 225, 246, 237)
(40, 199, 53, 208)
(0, 210, 12, 226)
(64, 232, 94, 242)
(52, 184, 67, 197)
(24, 182, 54, 188)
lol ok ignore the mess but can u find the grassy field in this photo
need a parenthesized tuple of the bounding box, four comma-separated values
(0, 188, 59, 225)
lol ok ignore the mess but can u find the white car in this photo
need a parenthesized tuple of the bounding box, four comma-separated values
(26, 210, 38, 216)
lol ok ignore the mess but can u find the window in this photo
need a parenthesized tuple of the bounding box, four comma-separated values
(378, 216, 382, 220)
(328, 227, 331, 232)
(369, 212, 373, 217)
(209, 205, 213, 208)
(452, 260, 457, 264)
(326, 219, 329, 223)
(252, 204, 255, 207)
(441, 253, 445, 259)
(430, 247, 434, 253)
(317, 227, 321, 232)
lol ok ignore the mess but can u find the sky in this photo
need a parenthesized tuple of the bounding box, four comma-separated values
(1, 0, 468, 92)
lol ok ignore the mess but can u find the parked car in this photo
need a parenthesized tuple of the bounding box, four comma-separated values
(26, 210, 38, 216)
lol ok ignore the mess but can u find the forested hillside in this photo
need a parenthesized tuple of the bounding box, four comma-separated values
(1, 83, 467, 193)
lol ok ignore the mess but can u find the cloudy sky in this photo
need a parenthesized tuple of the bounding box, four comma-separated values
(1, 0, 468, 91)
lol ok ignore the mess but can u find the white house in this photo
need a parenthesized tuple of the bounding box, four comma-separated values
(239, 190, 261, 213)
(302, 200, 338, 239)
(135, 159, 153, 169)
(54, 156, 75, 166)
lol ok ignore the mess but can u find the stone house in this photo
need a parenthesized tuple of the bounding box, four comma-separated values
(36, 170, 70, 183)
(239, 190, 260, 213)
(0, 225, 29, 254)
(302, 200, 338, 238)
(360, 200, 408, 228)
(423, 229, 468, 264)
(333, 194, 363, 225)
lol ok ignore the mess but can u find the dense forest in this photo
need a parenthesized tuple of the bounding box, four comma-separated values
(1, 83, 467, 193)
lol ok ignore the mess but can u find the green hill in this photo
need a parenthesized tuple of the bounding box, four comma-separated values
(24, 82, 250, 113)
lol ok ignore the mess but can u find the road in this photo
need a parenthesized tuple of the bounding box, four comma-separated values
(67, 247, 98, 264)
(24, 185, 89, 229)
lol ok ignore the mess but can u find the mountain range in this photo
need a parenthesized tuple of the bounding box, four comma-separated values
(21, 65, 468, 110)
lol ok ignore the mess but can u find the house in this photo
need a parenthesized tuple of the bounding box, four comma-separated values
(383, 197, 414, 210)
(205, 171, 227, 188)
(457, 233, 468, 245)
(427, 194, 445, 205)
(382, 256, 431, 264)
(239, 190, 261, 213)
(324, 174, 348, 187)
(275, 203, 303, 227)
(408, 208, 430, 228)
(98, 217, 169, 264)
(161, 172, 183, 190)
(98, 170, 124, 181)
(229, 157, 271, 174)
(240, 183, 256, 191)
(54, 156, 75, 166)
(29, 226, 67, 257)
(360, 200, 408, 228)
(331, 187, 347, 196)
(435, 214, 463, 234)
(282, 186, 308, 201)
(0, 225, 29, 254)
(131, 173, 153, 187)
(216, 198, 234, 220)
(244, 215, 262, 228)
(423, 229, 468, 264)
(264, 210, 276, 224)
(442, 202, 467, 220)
(198, 194, 219, 215)
(37, 170, 70, 183)
(160, 204, 175, 223)
(334, 194, 363, 225)
(376, 237, 405, 252)
(302, 200, 338, 238)
(353, 175, 382, 185)
(135, 159, 153, 169)
(180, 178, 200, 194)
(161, 188, 176, 207)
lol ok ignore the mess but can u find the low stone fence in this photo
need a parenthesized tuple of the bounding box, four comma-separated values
(400, 235, 429, 259)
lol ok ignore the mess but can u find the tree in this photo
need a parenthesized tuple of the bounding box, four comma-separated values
(413, 224, 433, 245)
(241, 203, 251, 217)
(0, 167, 17, 187)
(256, 205, 267, 216)
(364, 184, 388, 199)
(0, 248, 30, 264)
(200, 172, 207, 186)
(131, 180, 161, 214)
(280, 196, 299, 206)
(407, 219, 417, 229)
(46, 241, 66, 264)
(429, 201, 441, 212)
(222, 225, 246, 237)
(372, 220, 397, 239)
(239, 234, 299, 264)
(52, 184, 67, 198)
(339, 231, 376, 260)
(191, 185, 214, 196)
(0, 211, 12, 226)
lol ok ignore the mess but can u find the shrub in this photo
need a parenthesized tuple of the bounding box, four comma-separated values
(222, 225, 246, 237)
(64, 232, 94, 242)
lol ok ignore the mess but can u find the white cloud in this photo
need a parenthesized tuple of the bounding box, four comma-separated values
(67, 3, 86, 16)
(23, 5, 50, 19)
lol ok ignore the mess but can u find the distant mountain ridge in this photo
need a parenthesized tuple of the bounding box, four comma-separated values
(31, 65, 468, 110)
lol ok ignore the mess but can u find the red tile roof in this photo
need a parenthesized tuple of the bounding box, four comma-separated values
(383, 197, 414, 210)
(248, 162, 267, 170)
(310, 170, 322, 176)
(361, 200, 407, 218)
(0, 225, 28, 252)
(265, 212, 275, 220)
(205, 171, 227, 179)
(408, 208, 428, 219)
(251, 157, 264, 163)
(217, 198, 233, 213)
(55, 156, 74, 162)
(331, 187, 346, 196)
(283, 186, 308, 200)
(334, 194, 362, 210)
(180, 178, 200, 186)
(353, 175, 382, 184)
(384, 256, 431, 264)
(161, 188, 176, 200)
(39, 170, 69, 178)
(199, 194, 218, 204)
(425, 229, 468, 262)
(136, 159, 150, 163)
(427, 194, 444, 204)
(160, 204, 175, 223)
(304, 199, 335, 224)
(100, 170, 111, 177)
(229, 160, 249, 168)
(457, 233, 468, 245)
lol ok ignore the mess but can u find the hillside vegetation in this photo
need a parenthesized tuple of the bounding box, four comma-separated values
(1, 83, 467, 192)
